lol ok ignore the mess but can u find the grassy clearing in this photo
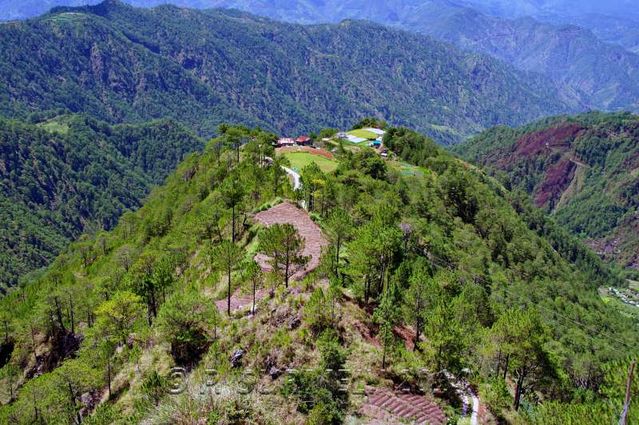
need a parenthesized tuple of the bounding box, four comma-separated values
(388, 160, 428, 178)
(44, 13, 87, 24)
(39, 120, 70, 134)
(326, 139, 362, 152)
(347, 129, 378, 140)
(429, 124, 463, 138)
(283, 152, 338, 173)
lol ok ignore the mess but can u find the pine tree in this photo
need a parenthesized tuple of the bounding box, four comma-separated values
(212, 240, 242, 316)
(325, 208, 353, 280)
(220, 175, 245, 244)
(245, 259, 262, 314)
(156, 291, 220, 365)
(404, 259, 437, 350)
(258, 224, 308, 288)
(490, 308, 553, 410)
(374, 283, 400, 369)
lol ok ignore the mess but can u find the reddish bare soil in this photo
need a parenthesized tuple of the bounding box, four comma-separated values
(588, 215, 639, 269)
(513, 123, 583, 159)
(478, 401, 493, 424)
(253, 202, 328, 281)
(359, 387, 447, 425)
(344, 295, 418, 349)
(352, 320, 381, 348)
(534, 158, 577, 207)
(276, 146, 335, 160)
(394, 325, 417, 351)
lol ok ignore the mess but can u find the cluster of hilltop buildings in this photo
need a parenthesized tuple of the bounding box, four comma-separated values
(277, 127, 387, 147)
(276, 127, 389, 155)
(336, 127, 386, 144)
(337, 127, 389, 156)
(276, 135, 312, 147)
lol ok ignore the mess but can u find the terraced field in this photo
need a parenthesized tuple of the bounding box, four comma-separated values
(253, 201, 328, 281)
(359, 387, 447, 425)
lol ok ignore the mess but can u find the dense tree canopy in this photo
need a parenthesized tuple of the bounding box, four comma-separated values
(0, 115, 202, 290)
(0, 1, 575, 144)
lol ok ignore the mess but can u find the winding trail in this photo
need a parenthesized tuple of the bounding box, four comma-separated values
(282, 166, 301, 190)
(462, 389, 479, 425)
(444, 371, 479, 425)
(471, 392, 479, 425)
(265, 156, 302, 192)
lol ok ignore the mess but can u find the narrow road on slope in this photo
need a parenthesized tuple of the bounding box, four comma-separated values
(470, 391, 479, 425)
(265, 156, 302, 191)
(283, 166, 301, 190)
(569, 157, 590, 168)
(279, 164, 306, 209)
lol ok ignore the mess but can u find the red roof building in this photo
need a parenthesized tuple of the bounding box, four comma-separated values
(295, 135, 312, 145)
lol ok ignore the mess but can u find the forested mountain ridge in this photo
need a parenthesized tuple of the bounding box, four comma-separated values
(454, 1, 639, 56)
(418, 12, 639, 111)
(0, 114, 202, 291)
(3, 1, 638, 112)
(162, 0, 639, 112)
(0, 0, 577, 144)
(456, 112, 639, 271)
(0, 124, 636, 424)
(542, 13, 639, 55)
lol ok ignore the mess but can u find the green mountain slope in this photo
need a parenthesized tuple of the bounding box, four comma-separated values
(0, 114, 202, 291)
(186, 0, 639, 111)
(0, 0, 576, 143)
(0, 125, 636, 424)
(419, 12, 639, 111)
(456, 1, 639, 55)
(456, 112, 639, 271)
(2, 1, 638, 111)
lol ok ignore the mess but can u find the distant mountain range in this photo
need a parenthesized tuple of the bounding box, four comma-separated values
(4, 0, 639, 24)
(547, 14, 639, 55)
(2, 1, 638, 113)
(4, 0, 639, 55)
(200, 0, 639, 113)
(0, 1, 576, 144)
(457, 111, 639, 271)
(456, 0, 639, 54)
(457, 0, 639, 21)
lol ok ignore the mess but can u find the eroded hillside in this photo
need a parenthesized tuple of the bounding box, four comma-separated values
(457, 112, 639, 271)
